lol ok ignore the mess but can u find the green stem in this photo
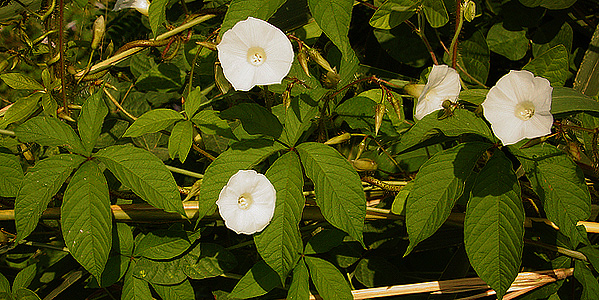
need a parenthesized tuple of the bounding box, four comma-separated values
(165, 165, 204, 179)
(449, 1, 464, 68)
(0, 129, 16, 137)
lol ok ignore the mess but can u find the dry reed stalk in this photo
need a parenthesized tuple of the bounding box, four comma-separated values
(307, 268, 572, 300)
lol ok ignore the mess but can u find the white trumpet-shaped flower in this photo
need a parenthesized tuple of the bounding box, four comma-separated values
(482, 70, 553, 145)
(217, 170, 276, 235)
(414, 64, 462, 120)
(217, 17, 294, 91)
(113, 0, 149, 15)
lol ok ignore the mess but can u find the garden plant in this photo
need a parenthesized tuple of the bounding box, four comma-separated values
(1, 0, 599, 299)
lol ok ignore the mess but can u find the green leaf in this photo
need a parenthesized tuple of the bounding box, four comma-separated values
(168, 120, 193, 163)
(0, 153, 23, 197)
(220, 103, 283, 139)
(445, 30, 489, 85)
(0, 272, 9, 293)
(304, 228, 347, 255)
(459, 89, 488, 105)
(486, 23, 529, 61)
(132, 257, 187, 285)
(0, 73, 43, 90)
(123, 108, 184, 138)
(114, 223, 134, 256)
(15, 154, 86, 241)
(512, 143, 591, 247)
(0, 93, 42, 129)
(288, 260, 310, 300)
(551, 87, 599, 116)
(198, 139, 286, 221)
(230, 260, 282, 299)
(422, 0, 448, 28)
(219, 0, 286, 36)
(334, 94, 398, 137)
(16, 116, 87, 155)
(297, 142, 366, 245)
(254, 152, 303, 281)
(519, 0, 576, 10)
(184, 86, 205, 118)
(278, 97, 319, 147)
(191, 110, 235, 139)
(88, 254, 129, 288)
(369, 0, 420, 30)
(398, 109, 494, 152)
(12, 264, 36, 291)
(406, 142, 491, 255)
(354, 257, 401, 288)
(579, 246, 599, 273)
(374, 24, 429, 68)
(574, 260, 599, 300)
(135, 63, 186, 92)
(532, 21, 573, 57)
(304, 256, 352, 300)
(12, 289, 40, 300)
(464, 151, 524, 299)
(134, 228, 191, 260)
(151, 280, 194, 300)
(94, 144, 184, 215)
(78, 92, 108, 155)
(40, 93, 57, 118)
(182, 243, 237, 280)
(308, 0, 353, 57)
(391, 181, 412, 215)
(122, 269, 152, 300)
(523, 45, 570, 87)
(61, 161, 112, 280)
(148, 0, 168, 38)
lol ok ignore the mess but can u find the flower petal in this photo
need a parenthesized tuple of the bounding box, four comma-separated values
(414, 65, 461, 120)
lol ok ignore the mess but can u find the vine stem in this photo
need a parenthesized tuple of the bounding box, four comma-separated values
(57, 0, 67, 112)
(450, 0, 463, 68)
(75, 14, 216, 77)
(165, 165, 204, 179)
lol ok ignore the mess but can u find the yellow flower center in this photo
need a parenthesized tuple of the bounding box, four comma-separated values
(247, 47, 266, 66)
(237, 193, 254, 210)
(515, 101, 535, 121)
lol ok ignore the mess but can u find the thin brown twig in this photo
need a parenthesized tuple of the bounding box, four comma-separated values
(192, 143, 216, 161)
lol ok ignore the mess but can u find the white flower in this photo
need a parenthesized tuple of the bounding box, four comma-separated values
(414, 64, 461, 120)
(217, 17, 294, 91)
(217, 170, 276, 235)
(113, 0, 149, 16)
(482, 70, 553, 145)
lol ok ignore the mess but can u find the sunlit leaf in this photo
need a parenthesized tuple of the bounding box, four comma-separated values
(94, 144, 184, 215)
(255, 151, 304, 281)
(62, 161, 112, 280)
(0, 153, 23, 197)
(406, 142, 491, 255)
(308, 0, 353, 57)
(220, 0, 286, 35)
(221, 103, 283, 139)
(486, 23, 529, 61)
(168, 120, 193, 163)
(123, 108, 184, 137)
(134, 228, 191, 260)
(151, 280, 195, 300)
(287, 260, 310, 300)
(230, 260, 281, 299)
(12, 264, 36, 291)
(464, 151, 524, 299)
(15, 154, 86, 241)
(148, 0, 168, 38)
(523, 45, 570, 87)
(297, 142, 366, 245)
(422, 0, 448, 28)
(16, 116, 87, 155)
(78, 92, 108, 155)
(122, 269, 152, 300)
(305, 256, 352, 300)
(0, 73, 43, 90)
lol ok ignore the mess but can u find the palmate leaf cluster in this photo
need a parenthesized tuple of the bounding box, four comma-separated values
(0, 0, 599, 299)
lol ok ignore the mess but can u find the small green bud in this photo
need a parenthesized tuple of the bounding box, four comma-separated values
(308, 48, 335, 73)
(374, 103, 385, 136)
(91, 15, 105, 50)
(324, 132, 351, 145)
(352, 158, 378, 172)
(404, 83, 425, 99)
(462, 0, 479, 22)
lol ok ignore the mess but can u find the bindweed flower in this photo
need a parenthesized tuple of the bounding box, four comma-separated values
(217, 17, 294, 91)
(113, 0, 149, 16)
(414, 65, 461, 120)
(481, 70, 553, 145)
(217, 170, 276, 235)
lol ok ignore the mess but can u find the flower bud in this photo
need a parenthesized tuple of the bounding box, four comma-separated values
(308, 48, 335, 73)
(462, 0, 478, 22)
(324, 132, 351, 145)
(322, 70, 341, 89)
(196, 41, 217, 51)
(282, 88, 291, 110)
(404, 83, 425, 99)
(352, 158, 378, 172)
(374, 103, 385, 136)
(297, 50, 311, 77)
(387, 92, 403, 122)
(91, 15, 105, 50)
